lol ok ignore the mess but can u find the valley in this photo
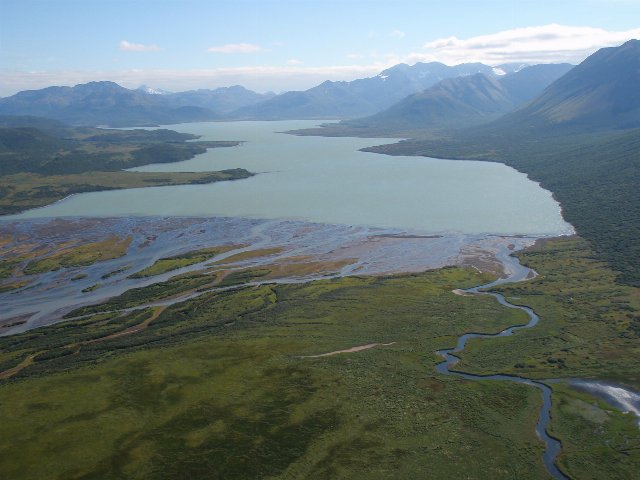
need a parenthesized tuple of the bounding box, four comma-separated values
(0, 18, 639, 480)
(1, 220, 639, 479)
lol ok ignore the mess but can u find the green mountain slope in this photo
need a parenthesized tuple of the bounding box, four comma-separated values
(497, 39, 640, 131)
(350, 74, 513, 129)
(343, 64, 573, 132)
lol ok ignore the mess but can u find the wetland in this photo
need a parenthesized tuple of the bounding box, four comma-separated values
(1, 121, 638, 479)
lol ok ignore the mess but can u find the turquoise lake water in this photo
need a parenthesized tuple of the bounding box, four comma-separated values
(11, 120, 573, 235)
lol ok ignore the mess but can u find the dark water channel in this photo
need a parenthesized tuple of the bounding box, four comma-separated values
(436, 248, 569, 479)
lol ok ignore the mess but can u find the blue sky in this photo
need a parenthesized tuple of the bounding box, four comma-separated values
(1, 0, 639, 95)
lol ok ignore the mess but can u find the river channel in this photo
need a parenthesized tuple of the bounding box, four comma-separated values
(437, 247, 568, 479)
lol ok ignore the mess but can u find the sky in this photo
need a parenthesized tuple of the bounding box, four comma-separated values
(1, 0, 639, 96)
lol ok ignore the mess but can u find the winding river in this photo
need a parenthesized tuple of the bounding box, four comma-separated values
(436, 247, 569, 479)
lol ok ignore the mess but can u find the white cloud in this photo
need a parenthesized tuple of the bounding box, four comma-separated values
(5, 25, 639, 97)
(390, 30, 405, 38)
(287, 59, 303, 65)
(207, 43, 266, 54)
(407, 24, 640, 65)
(119, 40, 161, 52)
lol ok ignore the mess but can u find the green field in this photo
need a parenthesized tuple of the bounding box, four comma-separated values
(456, 237, 640, 479)
(1, 238, 639, 479)
(128, 245, 240, 278)
(1, 267, 556, 480)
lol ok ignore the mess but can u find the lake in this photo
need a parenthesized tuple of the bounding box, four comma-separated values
(11, 120, 573, 235)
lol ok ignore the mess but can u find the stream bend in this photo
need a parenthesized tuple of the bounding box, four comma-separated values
(436, 255, 569, 480)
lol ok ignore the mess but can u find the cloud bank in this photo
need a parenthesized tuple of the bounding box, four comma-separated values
(407, 24, 640, 64)
(2, 25, 639, 96)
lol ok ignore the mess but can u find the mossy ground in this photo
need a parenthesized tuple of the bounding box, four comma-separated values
(0, 170, 254, 215)
(128, 245, 240, 278)
(24, 235, 132, 274)
(0, 267, 550, 479)
(457, 237, 640, 479)
(1, 237, 638, 479)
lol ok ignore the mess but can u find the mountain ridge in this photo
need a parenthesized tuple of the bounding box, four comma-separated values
(493, 39, 640, 132)
(291, 63, 573, 135)
(0, 82, 273, 127)
(0, 60, 578, 126)
(230, 61, 499, 119)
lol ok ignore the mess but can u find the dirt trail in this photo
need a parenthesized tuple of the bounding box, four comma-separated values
(301, 342, 396, 358)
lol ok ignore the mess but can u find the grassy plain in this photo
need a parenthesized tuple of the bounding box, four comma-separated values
(456, 236, 640, 478)
(0, 169, 253, 215)
(0, 267, 555, 480)
(458, 237, 640, 387)
(1, 238, 639, 479)
(24, 235, 132, 274)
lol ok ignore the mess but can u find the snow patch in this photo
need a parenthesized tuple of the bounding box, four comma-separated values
(138, 85, 171, 95)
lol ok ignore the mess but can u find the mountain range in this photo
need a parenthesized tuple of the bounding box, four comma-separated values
(161, 86, 276, 114)
(0, 61, 572, 127)
(232, 62, 499, 119)
(344, 63, 573, 131)
(1, 41, 638, 135)
(0, 83, 274, 127)
(493, 39, 640, 132)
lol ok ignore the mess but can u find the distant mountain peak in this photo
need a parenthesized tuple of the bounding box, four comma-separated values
(137, 85, 172, 95)
(496, 63, 531, 74)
